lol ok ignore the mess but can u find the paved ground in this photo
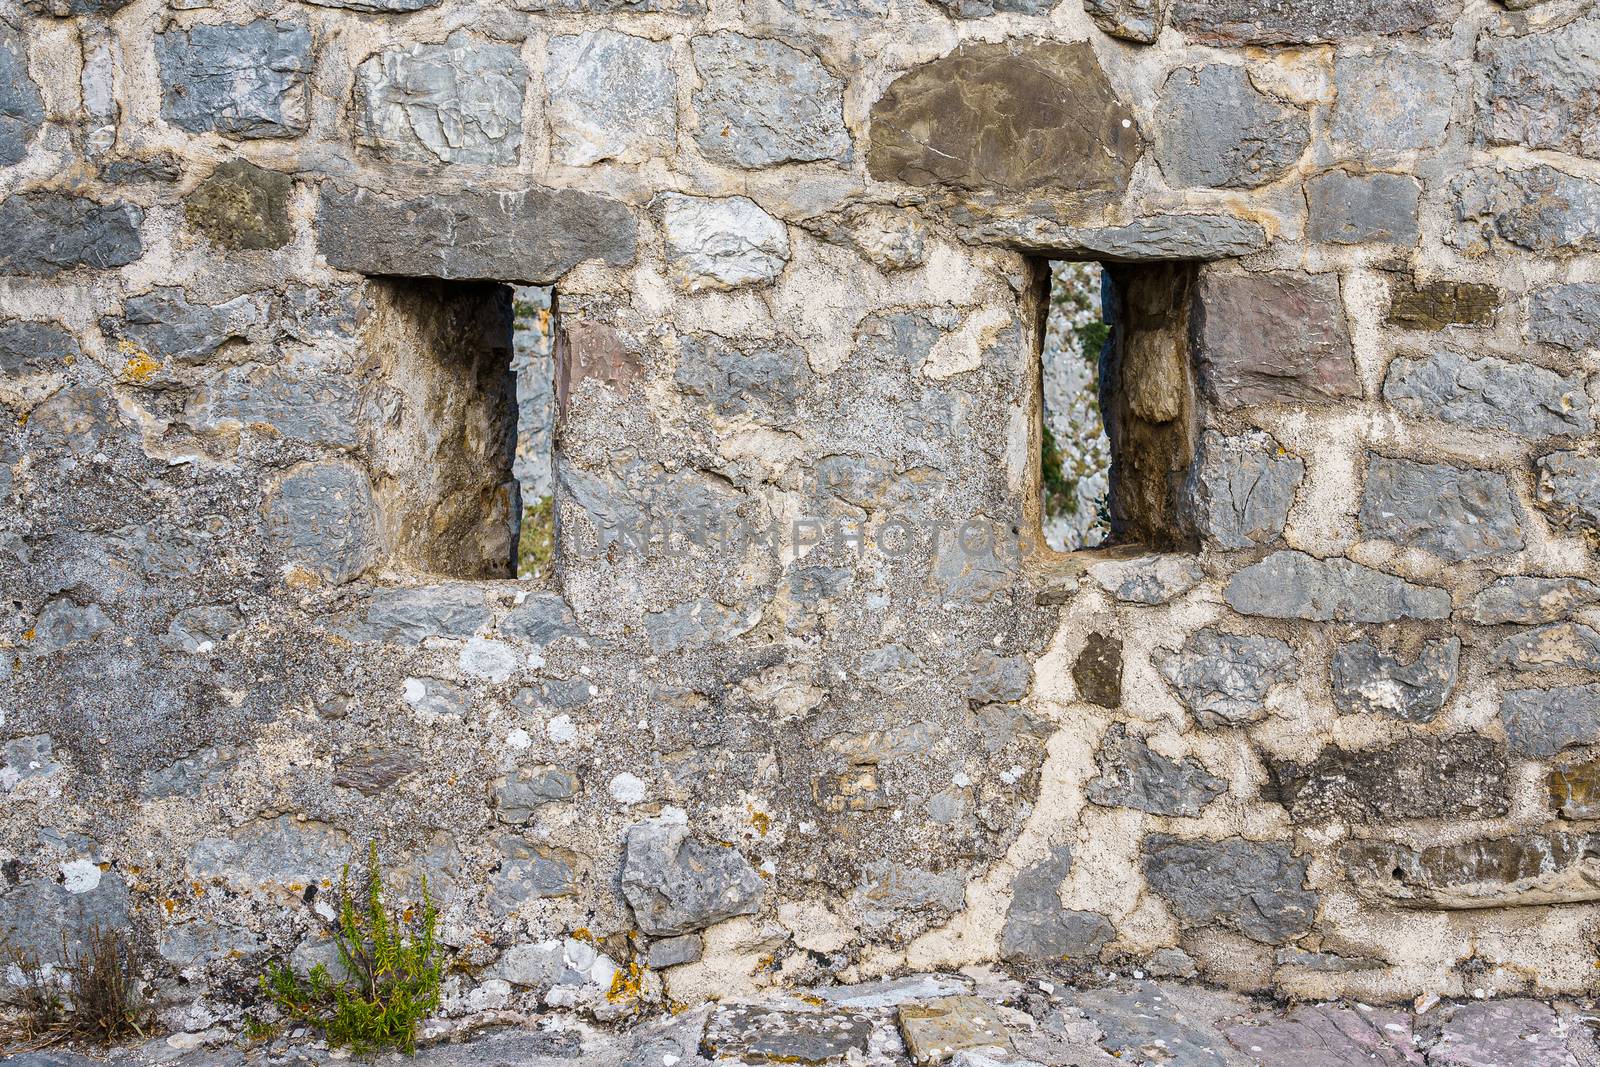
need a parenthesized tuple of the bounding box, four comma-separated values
(5, 972, 1600, 1066)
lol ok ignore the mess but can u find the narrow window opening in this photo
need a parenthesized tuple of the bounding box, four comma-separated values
(1033, 258, 1199, 555)
(511, 284, 557, 582)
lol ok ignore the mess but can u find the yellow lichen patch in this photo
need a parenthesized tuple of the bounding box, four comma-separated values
(748, 809, 770, 836)
(161, 898, 176, 915)
(121, 343, 161, 383)
(15, 411, 26, 427)
(191, 881, 207, 897)
(570, 927, 594, 943)
(607, 960, 644, 1003)
(22, 629, 34, 642)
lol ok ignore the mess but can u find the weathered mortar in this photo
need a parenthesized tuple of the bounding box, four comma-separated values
(0, 0, 1598, 1031)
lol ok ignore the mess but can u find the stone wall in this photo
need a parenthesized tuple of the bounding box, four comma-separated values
(1, 0, 1598, 1030)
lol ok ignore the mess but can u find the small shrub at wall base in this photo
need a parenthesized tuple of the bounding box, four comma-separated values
(260, 843, 442, 1055)
(1, 927, 151, 1048)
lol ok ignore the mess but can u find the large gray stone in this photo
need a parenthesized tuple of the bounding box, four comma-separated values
(1433, 1000, 1577, 1067)
(1183, 430, 1303, 549)
(999, 846, 1113, 963)
(187, 816, 351, 891)
(928, 0, 1051, 17)
(30, 600, 110, 654)
(359, 584, 491, 644)
(21, 0, 137, 13)
(1307, 171, 1421, 245)
(676, 333, 809, 422)
(1153, 64, 1308, 189)
(1270, 733, 1508, 823)
(1226, 551, 1451, 623)
(660, 194, 789, 291)
(1531, 282, 1600, 350)
(548, 31, 674, 166)
(1502, 685, 1600, 757)
(157, 20, 310, 139)
(1330, 638, 1459, 722)
(2, 734, 61, 787)
(690, 33, 849, 168)
(703, 1004, 873, 1064)
(187, 364, 360, 447)
(0, 20, 43, 168)
(487, 840, 575, 909)
(1452, 165, 1600, 255)
(354, 32, 527, 166)
(303, 0, 439, 11)
(1357, 455, 1524, 561)
(265, 463, 380, 585)
(1383, 350, 1593, 438)
(1070, 982, 1236, 1067)
(1192, 271, 1358, 409)
(1085, 0, 1163, 42)
(317, 184, 636, 283)
(1142, 835, 1317, 943)
(1087, 553, 1205, 605)
(1171, 0, 1459, 44)
(619, 814, 763, 935)
(0, 320, 80, 382)
(494, 766, 578, 823)
(0, 194, 143, 276)
(1225, 1004, 1422, 1067)
(1086, 723, 1227, 816)
(100, 287, 269, 366)
(1468, 575, 1600, 625)
(1536, 451, 1600, 538)
(1328, 51, 1453, 157)
(1155, 628, 1296, 728)
(0, 873, 130, 959)
(1480, 16, 1600, 160)
(498, 593, 580, 646)
(1492, 624, 1600, 672)
(970, 213, 1268, 260)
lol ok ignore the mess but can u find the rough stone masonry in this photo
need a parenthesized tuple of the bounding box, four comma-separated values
(0, 0, 1598, 1036)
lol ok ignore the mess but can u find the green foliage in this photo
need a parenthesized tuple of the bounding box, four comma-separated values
(261, 843, 442, 1055)
(1075, 318, 1111, 368)
(1039, 423, 1077, 519)
(517, 495, 555, 581)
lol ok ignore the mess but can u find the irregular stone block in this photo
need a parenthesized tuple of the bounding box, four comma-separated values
(1183, 430, 1303, 549)
(354, 32, 527, 166)
(0, 194, 143, 276)
(498, 593, 580, 646)
(1087, 723, 1226, 816)
(968, 213, 1268, 260)
(188, 816, 351, 891)
(1383, 350, 1592, 438)
(1307, 171, 1421, 245)
(1536, 451, 1600, 538)
(1270, 734, 1508, 823)
(1226, 551, 1451, 623)
(1227, 1005, 1421, 1065)
(2, 734, 61, 788)
(514, 0, 702, 10)
(0, 873, 130, 959)
(660, 193, 789, 291)
(926, 0, 1051, 17)
(1153, 64, 1307, 189)
(548, 31, 674, 166)
(317, 184, 636, 283)
(22, 0, 137, 13)
(0, 320, 80, 384)
(1192, 271, 1358, 409)
(494, 766, 578, 823)
(1494, 623, 1600, 672)
(1551, 758, 1600, 820)
(183, 159, 293, 251)
(1071, 633, 1121, 708)
(620, 814, 762, 935)
(1155, 628, 1296, 727)
(967, 651, 1032, 703)
(1386, 276, 1499, 330)
(645, 933, 702, 969)
(676, 333, 809, 421)
(1068, 981, 1229, 1064)
(0, 20, 43, 168)
(1087, 553, 1204, 605)
(1142, 835, 1317, 943)
(1345, 832, 1600, 908)
(1358, 456, 1524, 561)
(1000, 846, 1113, 963)
(187, 364, 360, 446)
(357, 584, 490, 644)
(1084, 0, 1164, 42)
(1530, 282, 1600, 350)
(1480, 16, 1600, 160)
(1452, 164, 1600, 255)
(162, 605, 242, 654)
(1468, 575, 1600, 625)
(304, 0, 439, 11)
(266, 463, 380, 586)
(1329, 52, 1453, 157)
(100, 154, 183, 185)
(780, 0, 888, 15)
(29, 601, 109, 655)
(101, 287, 269, 366)
(691, 33, 848, 168)
(488, 840, 575, 908)
(1170, 0, 1459, 44)
(868, 40, 1139, 199)
(157, 20, 310, 139)
(898, 997, 1013, 1064)
(1433, 1000, 1575, 1067)
(1502, 685, 1600, 757)
(703, 1004, 873, 1064)
(1331, 638, 1458, 722)
(333, 752, 415, 796)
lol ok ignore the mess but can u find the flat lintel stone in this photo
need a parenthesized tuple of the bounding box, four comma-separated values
(316, 183, 637, 283)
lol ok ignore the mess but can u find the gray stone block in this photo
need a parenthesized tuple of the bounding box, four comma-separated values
(1536, 451, 1600, 538)
(0, 873, 130, 958)
(1469, 575, 1600, 625)
(1153, 64, 1308, 189)
(183, 159, 294, 251)
(620, 815, 763, 935)
(1331, 638, 1459, 722)
(999, 846, 1113, 963)
(1184, 430, 1303, 549)
(1452, 164, 1600, 255)
(1084, 0, 1164, 42)
(1492, 624, 1600, 672)
(1155, 628, 1296, 728)
(1329, 52, 1453, 157)
(265, 463, 380, 586)
(359, 584, 492, 644)
(488, 840, 576, 908)
(317, 184, 636, 283)
(645, 934, 703, 969)
(100, 287, 269, 366)
(1530, 283, 1600, 350)
(494, 766, 578, 823)
(968, 213, 1268, 260)
(660, 193, 789, 291)
(676, 333, 809, 421)
(1270, 733, 1508, 822)
(1480, 15, 1600, 160)
(0, 20, 43, 168)
(1170, 0, 1459, 44)
(1141, 835, 1317, 944)
(354, 32, 527, 165)
(1086, 553, 1204, 605)
(1192, 271, 1358, 408)
(186, 364, 360, 446)
(548, 31, 675, 166)
(0, 320, 80, 381)
(1383, 350, 1593, 439)
(0, 194, 143, 276)
(1358, 455, 1524, 561)
(157, 20, 310, 139)
(1502, 685, 1600, 757)
(1086, 723, 1226, 816)
(691, 33, 849, 167)
(1307, 171, 1421, 245)
(1226, 551, 1451, 623)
